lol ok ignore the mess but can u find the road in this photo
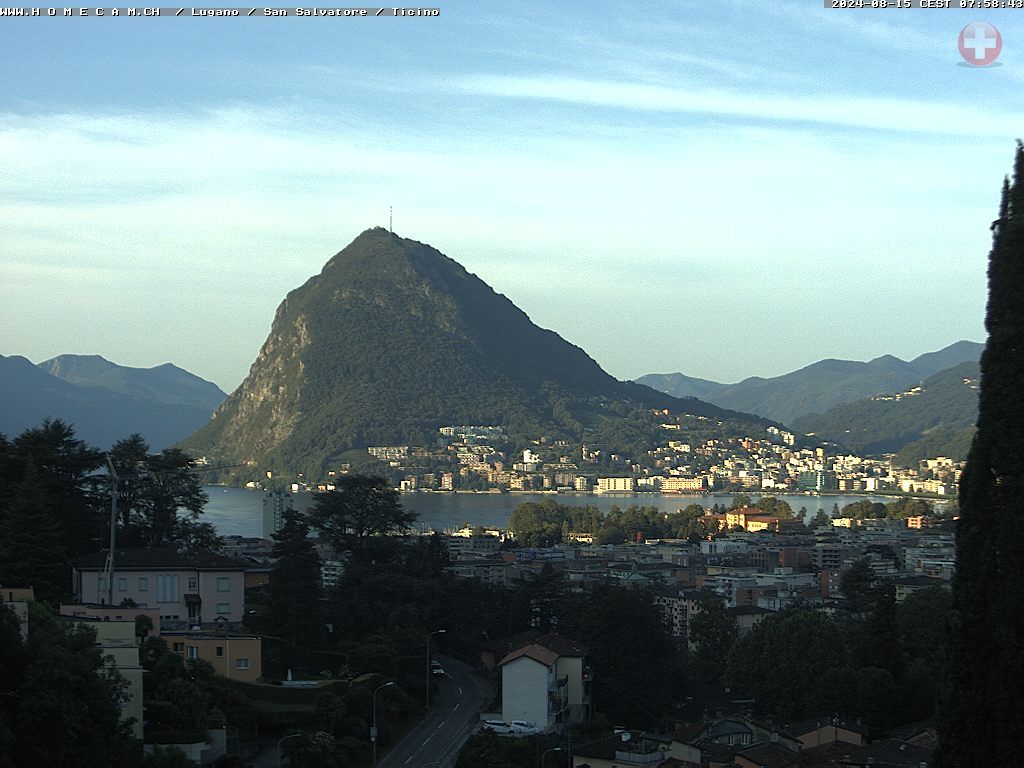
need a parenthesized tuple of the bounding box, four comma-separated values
(377, 654, 493, 768)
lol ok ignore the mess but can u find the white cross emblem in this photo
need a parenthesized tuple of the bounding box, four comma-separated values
(959, 22, 1001, 67)
(964, 24, 996, 60)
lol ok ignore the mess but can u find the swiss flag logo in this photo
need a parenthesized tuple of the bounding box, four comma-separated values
(959, 22, 1001, 67)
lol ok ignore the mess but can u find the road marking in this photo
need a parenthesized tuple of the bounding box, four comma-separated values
(438, 720, 446, 727)
(404, 757, 413, 765)
(457, 686, 463, 696)
(422, 737, 431, 745)
(453, 702, 460, 711)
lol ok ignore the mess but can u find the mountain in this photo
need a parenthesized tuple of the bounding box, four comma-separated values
(39, 354, 225, 412)
(791, 361, 980, 462)
(633, 372, 724, 400)
(0, 355, 225, 450)
(181, 228, 769, 476)
(636, 340, 984, 425)
(707, 355, 923, 425)
(906, 340, 985, 378)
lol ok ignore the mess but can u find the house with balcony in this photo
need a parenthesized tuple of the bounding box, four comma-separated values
(71, 547, 247, 626)
(499, 633, 589, 731)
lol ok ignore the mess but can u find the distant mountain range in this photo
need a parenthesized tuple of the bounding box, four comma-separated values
(0, 354, 226, 450)
(792, 360, 979, 463)
(182, 228, 772, 476)
(636, 340, 984, 426)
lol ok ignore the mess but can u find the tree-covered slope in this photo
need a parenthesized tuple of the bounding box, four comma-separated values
(791, 361, 979, 458)
(182, 228, 767, 476)
(707, 355, 923, 424)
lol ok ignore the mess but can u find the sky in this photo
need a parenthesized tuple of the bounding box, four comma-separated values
(1, 1, 1020, 393)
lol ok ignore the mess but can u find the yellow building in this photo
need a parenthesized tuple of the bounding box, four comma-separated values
(1, 585, 35, 602)
(71, 617, 144, 739)
(725, 508, 782, 532)
(163, 629, 263, 683)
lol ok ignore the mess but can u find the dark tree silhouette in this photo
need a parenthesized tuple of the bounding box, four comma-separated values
(938, 142, 1024, 764)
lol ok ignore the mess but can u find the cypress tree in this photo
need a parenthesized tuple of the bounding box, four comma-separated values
(938, 142, 1024, 763)
(266, 508, 325, 673)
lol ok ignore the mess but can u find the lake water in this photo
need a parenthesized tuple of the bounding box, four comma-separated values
(201, 487, 915, 538)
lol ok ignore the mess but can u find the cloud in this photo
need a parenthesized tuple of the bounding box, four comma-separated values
(0, 99, 999, 389)
(456, 74, 1023, 138)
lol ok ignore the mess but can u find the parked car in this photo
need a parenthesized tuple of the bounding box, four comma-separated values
(431, 659, 445, 677)
(482, 719, 513, 734)
(509, 721, 541, 735)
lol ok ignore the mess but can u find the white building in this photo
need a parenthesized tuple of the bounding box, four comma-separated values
(595, 477, 634, 493)
(500, 634, 588, 731)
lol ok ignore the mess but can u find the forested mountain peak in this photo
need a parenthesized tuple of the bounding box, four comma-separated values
(182, 228, 767, 476)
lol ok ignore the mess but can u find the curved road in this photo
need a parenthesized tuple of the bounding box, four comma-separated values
(377, 654, 493, 768)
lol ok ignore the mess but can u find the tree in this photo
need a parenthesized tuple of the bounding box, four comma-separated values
(842, 500, 886, 520)
(885, 497, 933, 520)
(686, 591, 738, 682)
(725, 608, 848, 722)
(899, 585, 953, 723)
(939, 142, 1024, 764)
(310, 475, 417, 551)
(810, 508, 831, 529)
(593, 525, 625, 545)
(266, 508, 325, 672)
(0, 421, 104, 565)
(756, 497, 793, 518)
(0, 470, 68, 603)
(559, 583, 682, 727)
(108, 436, 215, 550)
(839, 558, 876, 615)
(0, 602, 142, 767)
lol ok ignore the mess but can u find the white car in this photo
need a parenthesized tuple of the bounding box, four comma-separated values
(482, 720, 513, 735)
(508, 721, 541, 735)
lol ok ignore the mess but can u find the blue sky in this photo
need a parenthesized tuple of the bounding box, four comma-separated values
(1, 1, 1020, 392)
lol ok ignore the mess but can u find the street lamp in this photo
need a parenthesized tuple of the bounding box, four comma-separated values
(426, 628, 446, 708)
(276, 732, 302, 768)
(372, 681, 395, 767)
(541, 746, 562, 767)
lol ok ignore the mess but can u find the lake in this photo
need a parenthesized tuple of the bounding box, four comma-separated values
(200, 486, 919, 538)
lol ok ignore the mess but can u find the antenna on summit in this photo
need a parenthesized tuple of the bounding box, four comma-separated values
(389, 206, 393, 233)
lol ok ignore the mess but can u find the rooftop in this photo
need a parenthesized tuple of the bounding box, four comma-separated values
(71, 547, 247, 571)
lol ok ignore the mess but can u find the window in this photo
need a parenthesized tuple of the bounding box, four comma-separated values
(236, 658, 249, 670)
(216, 577, 230, 592)
(156, 575, 180, 603)
(138, 577, 148, 591)
(117, 577, 127, 592)
(216, 603, 230, 615)
(186, 646, 198, 659)
(215, 646, 224, 657)
(172, 643, 184, 653)
(187, 576, 197, 591)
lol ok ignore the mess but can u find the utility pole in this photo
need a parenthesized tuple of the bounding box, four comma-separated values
(102, 455, 119, 605)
